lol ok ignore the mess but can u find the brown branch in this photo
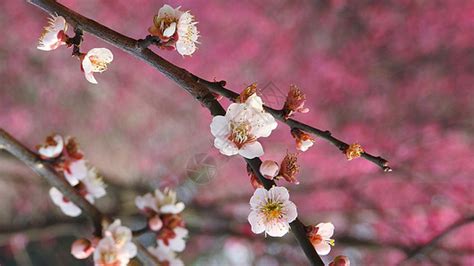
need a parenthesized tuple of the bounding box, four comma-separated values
(400, 215, 474, 264)
(0, 128, 158, 264)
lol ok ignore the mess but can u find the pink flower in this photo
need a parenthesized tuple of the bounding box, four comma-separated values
(283, 85, 309, 119)
(71, 238, 94, 259)
(329, 255, 350, 266)
(306, 222, 335, 255)
(260, 160, 279, 180)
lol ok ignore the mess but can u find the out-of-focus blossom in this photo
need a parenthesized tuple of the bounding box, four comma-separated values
(49, 187, 82, 217)
(63, 159, 88, 186)
(71, 238, 94, 259)
(210, 94, 277, 159)
(291, 128, 315, 152)
(37, 134, 64, 159)
(148, 215, 164, 231)
(49, 167, 106, 217)
(306, 222, 335, 255)
(93, 220, 137, 266)
(149, 4, 199, 56)
(283, 85, 309, 119)
(81, 48, 113, 84)
(157, 226, 188, 252)
(260, 160, 279, 180)
(37, 15, 68, 51)
(277, 152, 300, 184)
(135, 188, 185, 215)
(345, 143, 364, 160)
(148, 244, 184, 266)
(329, 255, 350, 266)
(248, 186, 297, 237)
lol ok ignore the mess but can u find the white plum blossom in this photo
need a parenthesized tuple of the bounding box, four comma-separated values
(64, 159, 88, 186)
(149, 4, 199, 56)
(37, 15, 68, 51)
(148, 245, 184, 266)
(307, 222, 335, 255)
(38, 134, 64, 159)
(93, 220, 137, 266)
(49, 187, 82, 217)
(135, 188, 185, 215)
(248, 186, 297, 237)
(210, 94, 277, 159)
(81, 48, 113, 84)
(49, 167, 106, 217)
(157, 227, 188, 252)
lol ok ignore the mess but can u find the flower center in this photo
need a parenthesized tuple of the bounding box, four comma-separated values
(89, 56, 108, 72)
(101, 251, 118, 264)
(229, 122, 254, 148)
(261, 201, 283, 221)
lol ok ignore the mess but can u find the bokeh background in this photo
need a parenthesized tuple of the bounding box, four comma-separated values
(1, 0, 473, 265)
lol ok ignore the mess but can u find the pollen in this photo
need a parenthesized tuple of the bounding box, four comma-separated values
(89, 56, 109, 72)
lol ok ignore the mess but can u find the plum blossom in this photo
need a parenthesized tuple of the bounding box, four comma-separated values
(37, 134, 64, 159)
(135, 188, 185, 215)
(148, 245, 184, 266)
(49, 167, 106, 217)
(37, 15, 68, 51)
(260, 160, 279, 179)
(283, 85, 309, 119)
(345, 143, 364, 160)
(71, 238, 94, 259)
(93, 220, 137, 266)
(210, 93, 277, 159)
(329, 255, 350, 266)
(306, 222, 335, 255)
(81, 48, 113, 84)
(277, 152, 300, 184)
(291, 128, 315, 152)
(248, 186, 297, 237)
(157, 226, 188, 252)
(149, 4, 199, 56)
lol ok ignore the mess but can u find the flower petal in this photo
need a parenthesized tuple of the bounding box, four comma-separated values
(265, 221, 290, 237)
(248, 211, 265, 234)
(315, 242, 331, 255)
(239, 141, 264, 159)
(316, 222, 335, 239)
(210, 116, 230, 137)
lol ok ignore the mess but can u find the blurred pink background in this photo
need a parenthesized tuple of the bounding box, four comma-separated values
(0, 0, 473, 265)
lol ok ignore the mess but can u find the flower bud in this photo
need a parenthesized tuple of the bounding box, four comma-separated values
(329, 255, 350, 266)
(291, 128, 315, 152)
(283, 85, 309, 119)
(149, 215, 164, 231)
(259, 160, 279, 180)
(278, 152, 300, 184)
(71, 238, 94, 259)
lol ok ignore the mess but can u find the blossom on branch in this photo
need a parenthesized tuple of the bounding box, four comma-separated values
(81, 48, 113, 84)
(93, 220, 137, 266)
(37, 15, 69, 51)
(283, 85, 309, 119)
(210, 93, 277, 159)
(149, 4, 199, 56)
(291, 128, 315, 152)
(277, 152, 300, 184)
(71, 238, 94, 259)
(135, 188, 185, 215)
(148, 244, 184, 266)
(37, 134, 64, 159)
(260, 160, 279, 180)
(345, 143, 364, 160)
(248, 186, 297, 237)
(306, 222, 335, 255)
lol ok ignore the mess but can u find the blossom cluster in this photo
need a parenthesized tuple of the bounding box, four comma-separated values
(37, 134, 106, 217)
(135, 188, 187, 266)
(71, 219, 137, 266)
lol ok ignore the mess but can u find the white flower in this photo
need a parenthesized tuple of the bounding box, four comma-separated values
(291, 129, 315, 152)
(38, 134, 64, 158)
(135, 188, 185, 215)
(307, 222, 335, 255)
(210, 94, 277, 159)
(81, 48, 113, 84)
(157, 227, 188, 252)
(37, 15, 68, 51)
(64, 159, 88, 186)
(49, 187, 82, 217)
(248, 186, 297, 237)
(149, 5, 199, 56)
(93, 220, 137, 266)
(82, 167, 106, 203)
(148, 245, 184, 266)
